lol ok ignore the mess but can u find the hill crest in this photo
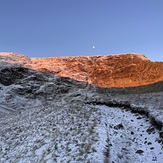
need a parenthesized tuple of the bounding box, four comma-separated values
(1, 52, 163, 88)
(31, 53, 163, 87)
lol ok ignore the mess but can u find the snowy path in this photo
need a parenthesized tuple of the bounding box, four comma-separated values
(97, 105, 163, 163)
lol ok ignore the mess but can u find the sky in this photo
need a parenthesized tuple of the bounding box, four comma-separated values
(0, 0, 163, 61)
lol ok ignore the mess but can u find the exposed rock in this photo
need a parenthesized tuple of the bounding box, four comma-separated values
(147, 142, 152, 145)
(0, 66, 30, 86)
(136, 150, 144, 154)
(146, 127, 155, 134)
(0, 62, 86, 115)
(131, 131, 134, 135)
(114, 123, 124, 130)
(31, 53, 163, 88)
(1, 52, 163, 88)
(0, 52, 31, 65)
(159, 131, 163, 138)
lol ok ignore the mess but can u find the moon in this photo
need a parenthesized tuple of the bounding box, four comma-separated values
(92, 45, 95, 49)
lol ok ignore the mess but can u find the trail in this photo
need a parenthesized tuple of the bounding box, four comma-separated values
(97, 105, 163, 163)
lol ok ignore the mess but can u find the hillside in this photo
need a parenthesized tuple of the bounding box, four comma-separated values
(0, 52, 163, 162)
(31, 53, 163, 88)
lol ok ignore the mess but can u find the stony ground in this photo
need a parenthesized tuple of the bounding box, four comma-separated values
(0, 98, 163, 162)
(0, 102, 107, 163)
(112, 91, 163, 126)
(98, 105, 163, 163)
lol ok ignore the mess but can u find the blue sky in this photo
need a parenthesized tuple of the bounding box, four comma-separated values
(0, 0, 163, 61)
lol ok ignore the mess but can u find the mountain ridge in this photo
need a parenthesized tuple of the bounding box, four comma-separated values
(0, 52, 163, 162)
(1, 52, 163, 88)
(31, 53, 163, 87)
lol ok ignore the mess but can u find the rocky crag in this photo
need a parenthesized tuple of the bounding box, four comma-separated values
(31, 53, 163, 87)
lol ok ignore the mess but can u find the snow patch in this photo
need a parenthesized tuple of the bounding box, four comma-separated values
(97, 105, 163, 163)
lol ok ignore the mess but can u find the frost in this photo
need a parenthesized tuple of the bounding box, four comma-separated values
(0, 103, 106, 162)
(97, 105, 163, 163)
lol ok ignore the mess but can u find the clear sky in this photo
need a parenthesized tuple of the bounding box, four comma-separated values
(0, 0, 163, 61)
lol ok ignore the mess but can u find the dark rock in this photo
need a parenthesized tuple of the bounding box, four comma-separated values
(146, 127, 155, 134)
(136, 150, 144, 154)
(159, 131, 163, 138)
(157, 139, 162, 144)
(122, 148, 128, 151)
(152, 156, 157, 161)
(147, 142, 152, 145)
(0, 66, 30, 86)
(114, 123, 124, 130)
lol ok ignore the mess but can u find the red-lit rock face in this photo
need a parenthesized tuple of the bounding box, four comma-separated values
(0, 52, 31, 65)
(1, 52, 163, 88)
(31, 53, 163, 88)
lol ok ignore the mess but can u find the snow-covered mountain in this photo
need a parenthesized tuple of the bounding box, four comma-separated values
(0, 52, 162, 162)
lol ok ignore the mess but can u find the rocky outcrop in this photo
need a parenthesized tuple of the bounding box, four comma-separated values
(1, 52, 163, 88)
(0, 63, 86, 116)
(31, 53, 163, 88)
(0, 52, 31, 65)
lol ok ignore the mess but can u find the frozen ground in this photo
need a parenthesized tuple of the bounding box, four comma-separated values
(97, 105, 163, 163)
(112, 91, 163, 126)
(0, 102, 106, 163)
(0, 101, 162, 162)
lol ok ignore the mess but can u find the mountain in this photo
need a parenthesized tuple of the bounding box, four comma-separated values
(0, 52, 31, 65)
(31, 53, 163, 87)
(0, 53, 87, 115)
(0, 52, 163, 162)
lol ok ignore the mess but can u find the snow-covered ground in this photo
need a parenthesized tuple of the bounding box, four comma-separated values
(112, 92, 163, 126)
(0, 102, 107, 163)
(0, 102, 162, 162)
(97, 105, 163, 163)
